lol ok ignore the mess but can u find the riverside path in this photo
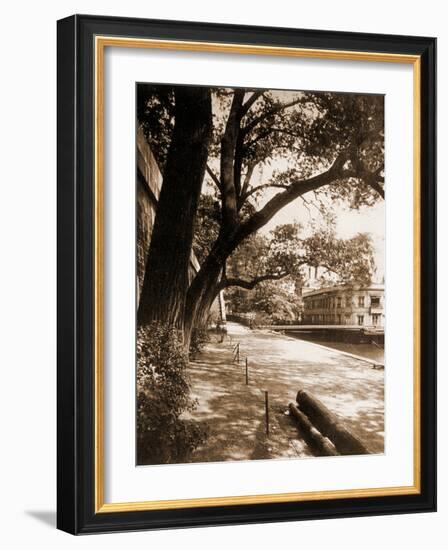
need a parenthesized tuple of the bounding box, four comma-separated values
(187, 322, 384, 463)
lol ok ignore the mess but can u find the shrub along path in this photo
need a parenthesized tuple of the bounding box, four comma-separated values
(187, 322, 384, 463)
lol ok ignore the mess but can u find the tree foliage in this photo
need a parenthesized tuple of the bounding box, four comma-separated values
(223, 220, 375, 322)
(193, 194, 221, 265)
(139, 87, 384, 210)
(136, 323, 207, 464)
(137, 84, 175, 171)
(301, 229, 375, 286)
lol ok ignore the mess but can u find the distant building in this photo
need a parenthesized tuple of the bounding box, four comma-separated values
(302, 284, 384, 327)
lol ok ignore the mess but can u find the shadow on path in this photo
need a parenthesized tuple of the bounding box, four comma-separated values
(187, 322, 384, 463)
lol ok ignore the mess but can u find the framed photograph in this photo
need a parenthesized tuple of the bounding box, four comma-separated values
(57, 14, 436, 534)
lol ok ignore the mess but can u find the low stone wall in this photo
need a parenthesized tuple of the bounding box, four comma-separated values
(136, 128, 162, 305)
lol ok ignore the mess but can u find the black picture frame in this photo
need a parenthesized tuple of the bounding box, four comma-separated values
(57, 14, 436, 535)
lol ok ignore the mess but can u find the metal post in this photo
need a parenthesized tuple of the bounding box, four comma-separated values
(265, 390, 269, 436)
(245, 357, 249, 385)
(232, 342, 239, 363)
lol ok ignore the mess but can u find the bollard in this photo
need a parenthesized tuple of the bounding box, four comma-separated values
(232, 343, 238, 362)
(233, 342, 240, 363)
(265, 391, 269, 436)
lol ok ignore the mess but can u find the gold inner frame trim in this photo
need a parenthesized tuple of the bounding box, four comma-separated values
(94, 35, 422, 514)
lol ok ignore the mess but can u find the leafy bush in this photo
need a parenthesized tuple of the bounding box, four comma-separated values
(137, 323, 207, 465)
(250, 312, 270, 328)
(189, 327, 210, 358)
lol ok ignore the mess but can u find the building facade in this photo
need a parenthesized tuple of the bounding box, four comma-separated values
(302, 284, 384, 327)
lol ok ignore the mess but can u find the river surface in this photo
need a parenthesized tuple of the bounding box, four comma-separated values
(289, 333, 385, 363)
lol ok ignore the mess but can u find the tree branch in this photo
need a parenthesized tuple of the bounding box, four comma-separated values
(235, 152, 350, 245)
(367, 178, 385, 199)
(233, 92, 265, 201)
(341, 163, 385, 199)
(240, 182, 290, 205)
(242, 97, 305, 136)
(220, 271, 289, 291)
(206, 164, 222, 192)
(240, 162, 256, 197)
(220, 90, 246, 229)
(243, 127, 302, 151)
(233, 131, 245, 198)
(238, 162, 257, 210)
(264, 127, 303, 139)
(240, 90, 265, 117)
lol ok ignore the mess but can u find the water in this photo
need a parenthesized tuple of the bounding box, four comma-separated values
(290, 333, 385, 363)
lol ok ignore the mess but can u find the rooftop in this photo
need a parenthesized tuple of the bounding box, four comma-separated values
(302, 283, 384, 298)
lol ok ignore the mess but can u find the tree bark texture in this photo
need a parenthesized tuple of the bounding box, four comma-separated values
(183, 240, 226, 345)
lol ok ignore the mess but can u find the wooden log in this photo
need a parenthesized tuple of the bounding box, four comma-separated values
(296, 390, 370, 455)
(289, 403, 338, 456)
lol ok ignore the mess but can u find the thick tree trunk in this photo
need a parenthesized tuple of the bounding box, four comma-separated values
(183, 248, 224, 347)
(183, 228, 241, 345)
(137, 87, 212, 329)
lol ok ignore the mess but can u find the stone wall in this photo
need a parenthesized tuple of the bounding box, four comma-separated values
(136, 128, 162, 304)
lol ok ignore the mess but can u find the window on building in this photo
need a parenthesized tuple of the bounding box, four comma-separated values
(337, 296, 342, 308)
(358, 296, 365, 307)
(357, 315, 364, 326)
(345, 314, 350, 324)
(372, 314, 381, 325)
(345, 297, 351, 308)
(371, 296, 381, 307)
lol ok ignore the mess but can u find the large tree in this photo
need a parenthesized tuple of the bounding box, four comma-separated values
(138, 85, 384, 345)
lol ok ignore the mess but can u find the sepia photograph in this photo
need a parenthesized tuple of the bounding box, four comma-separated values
(136, 83, 385, 466)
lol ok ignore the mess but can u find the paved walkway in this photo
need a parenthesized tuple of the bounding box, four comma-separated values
(187, 322, 384, 463)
